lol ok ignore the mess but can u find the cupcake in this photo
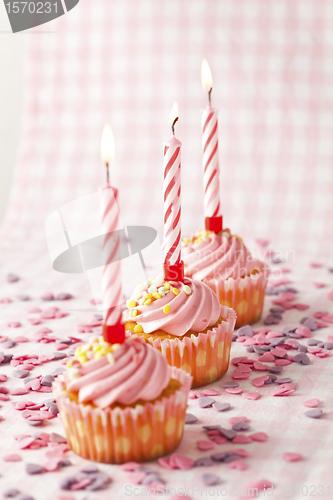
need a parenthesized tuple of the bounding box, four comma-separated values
(125, 275, 236, 388)
(182, 229, 269, 328)
(53, 336, 192, 463)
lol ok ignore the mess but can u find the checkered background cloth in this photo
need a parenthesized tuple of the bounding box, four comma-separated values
(2, 0, 333, 261)
(0, 1, 333, 499)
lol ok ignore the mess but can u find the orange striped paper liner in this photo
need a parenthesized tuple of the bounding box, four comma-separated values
(132, 305, 236, 388)
(53, 367, 192, 464)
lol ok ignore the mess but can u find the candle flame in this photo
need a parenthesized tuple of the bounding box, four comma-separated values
(201, 59, 213, 93)
(170, 102, 179, 125)
(101, 124, 115, 164)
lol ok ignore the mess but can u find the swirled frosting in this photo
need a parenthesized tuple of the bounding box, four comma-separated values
(182, 230, 266, 281)
(125, 276, 220, 337)
(65, 337, 170, 409)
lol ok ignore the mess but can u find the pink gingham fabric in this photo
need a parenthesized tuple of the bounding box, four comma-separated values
(0, 1, 333, 499)
(2, 0, 333, 261)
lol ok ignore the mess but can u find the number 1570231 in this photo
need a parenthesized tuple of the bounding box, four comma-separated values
(6, 2, 58, 14)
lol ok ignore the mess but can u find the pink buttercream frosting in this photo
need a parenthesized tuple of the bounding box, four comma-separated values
(182, 230, 266, 281)
(65, 338, 170, 409)
(126, 277, 220, 337)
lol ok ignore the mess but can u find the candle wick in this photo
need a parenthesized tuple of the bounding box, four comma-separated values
(208, 87, 212, 106)
(171, 117, 179, 135)
(106, 162, 109, 185)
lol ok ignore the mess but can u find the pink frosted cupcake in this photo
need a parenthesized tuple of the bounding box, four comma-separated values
(182, 229, 269, 327)
(53, 337, 192, 463)
(125, 275, 236, 388)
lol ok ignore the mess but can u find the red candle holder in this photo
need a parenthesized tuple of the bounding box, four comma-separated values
(163, 260, 184, 282)
(205, 215, 223, 234)
(103, 322, 126, 344)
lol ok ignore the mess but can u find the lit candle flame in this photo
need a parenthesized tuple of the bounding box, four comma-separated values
(170, 102, 179, 134)
(170, 102, 179, 125)
(201, 59, 213, 93)
(101, 124, 115, 165)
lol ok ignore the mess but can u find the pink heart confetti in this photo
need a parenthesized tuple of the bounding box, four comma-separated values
(211, 436, 227, 444)
(293, 303, 310, 311)
(271, 347, 287, 358)
(170, 453, 195, 470)
(295, 326, 312, 338)
(233, 448, 250, 458)
(231, 357, 248, 366)
(228, 416, 248, 424)
(283, 452, 303, 462)
(253, 361, 268, 371)
(322, 315, 333, 324)
(120, 461, 142, 471)
(275, 359, 291, 366)
(10, 387, 29, 396)
(201, 389, 219, 396)
(266, 331, 283, 339)
(232, 435, 252, 444)
(250, 432, 268, 442)
(327, 290, 333, 301)
(2, 453, 21, 462)
(252, 376, 269, 387)
(242, 392, 261, 400)
(128, 471, 147, 484)
(303, 398, 319, 408)
(225, 387, 244, 395)
(313, 283, 326, 288)
(258, 352, 275, 362)
(197, 440, 215, 451)
(314, 311, 328, 319)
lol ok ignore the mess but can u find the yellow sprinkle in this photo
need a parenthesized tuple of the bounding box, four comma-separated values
(153, 292, 162, 300)
(144, 293, 152, 299)
(134, 324, 143, 333)
(66, 360, 72, 369)
(94, 352, 103, 360)
(172, 287, 180, 296)
(183, 237, 190, 244)
(164, 282, 171, 290)
(194, 237, 202, 244)
(107, 352, 115, 365)
(163, 304, 171, 314)
(126, 299, 137, 309)
(144, 298, 152, 306)
(132, 309, 138, 317)
(78, 354, 87, 364)
(75, 347, 82, 357)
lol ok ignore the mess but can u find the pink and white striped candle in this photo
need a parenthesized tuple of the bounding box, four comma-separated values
(163, 103, 182, 271)
(100, 125, 125, 344)
(201, 60, 222, 232)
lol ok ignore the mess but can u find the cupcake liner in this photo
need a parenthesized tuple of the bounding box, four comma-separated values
(53, 367, 192, 464)
(205, 271, 268, 328)
(133, 305, 236, 388)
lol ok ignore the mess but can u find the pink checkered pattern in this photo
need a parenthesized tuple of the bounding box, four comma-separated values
(0, 1, 333, 498)
(2, 0, 333, 263)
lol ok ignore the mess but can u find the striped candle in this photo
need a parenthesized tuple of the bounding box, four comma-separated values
(100, 124, 125, 343)
(201, 60, 222, 234)
(202, 105, 220, 218)
(101, 186, 122, 327)
(201, 59, 221, 219)
(163, 103, 182, 268)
